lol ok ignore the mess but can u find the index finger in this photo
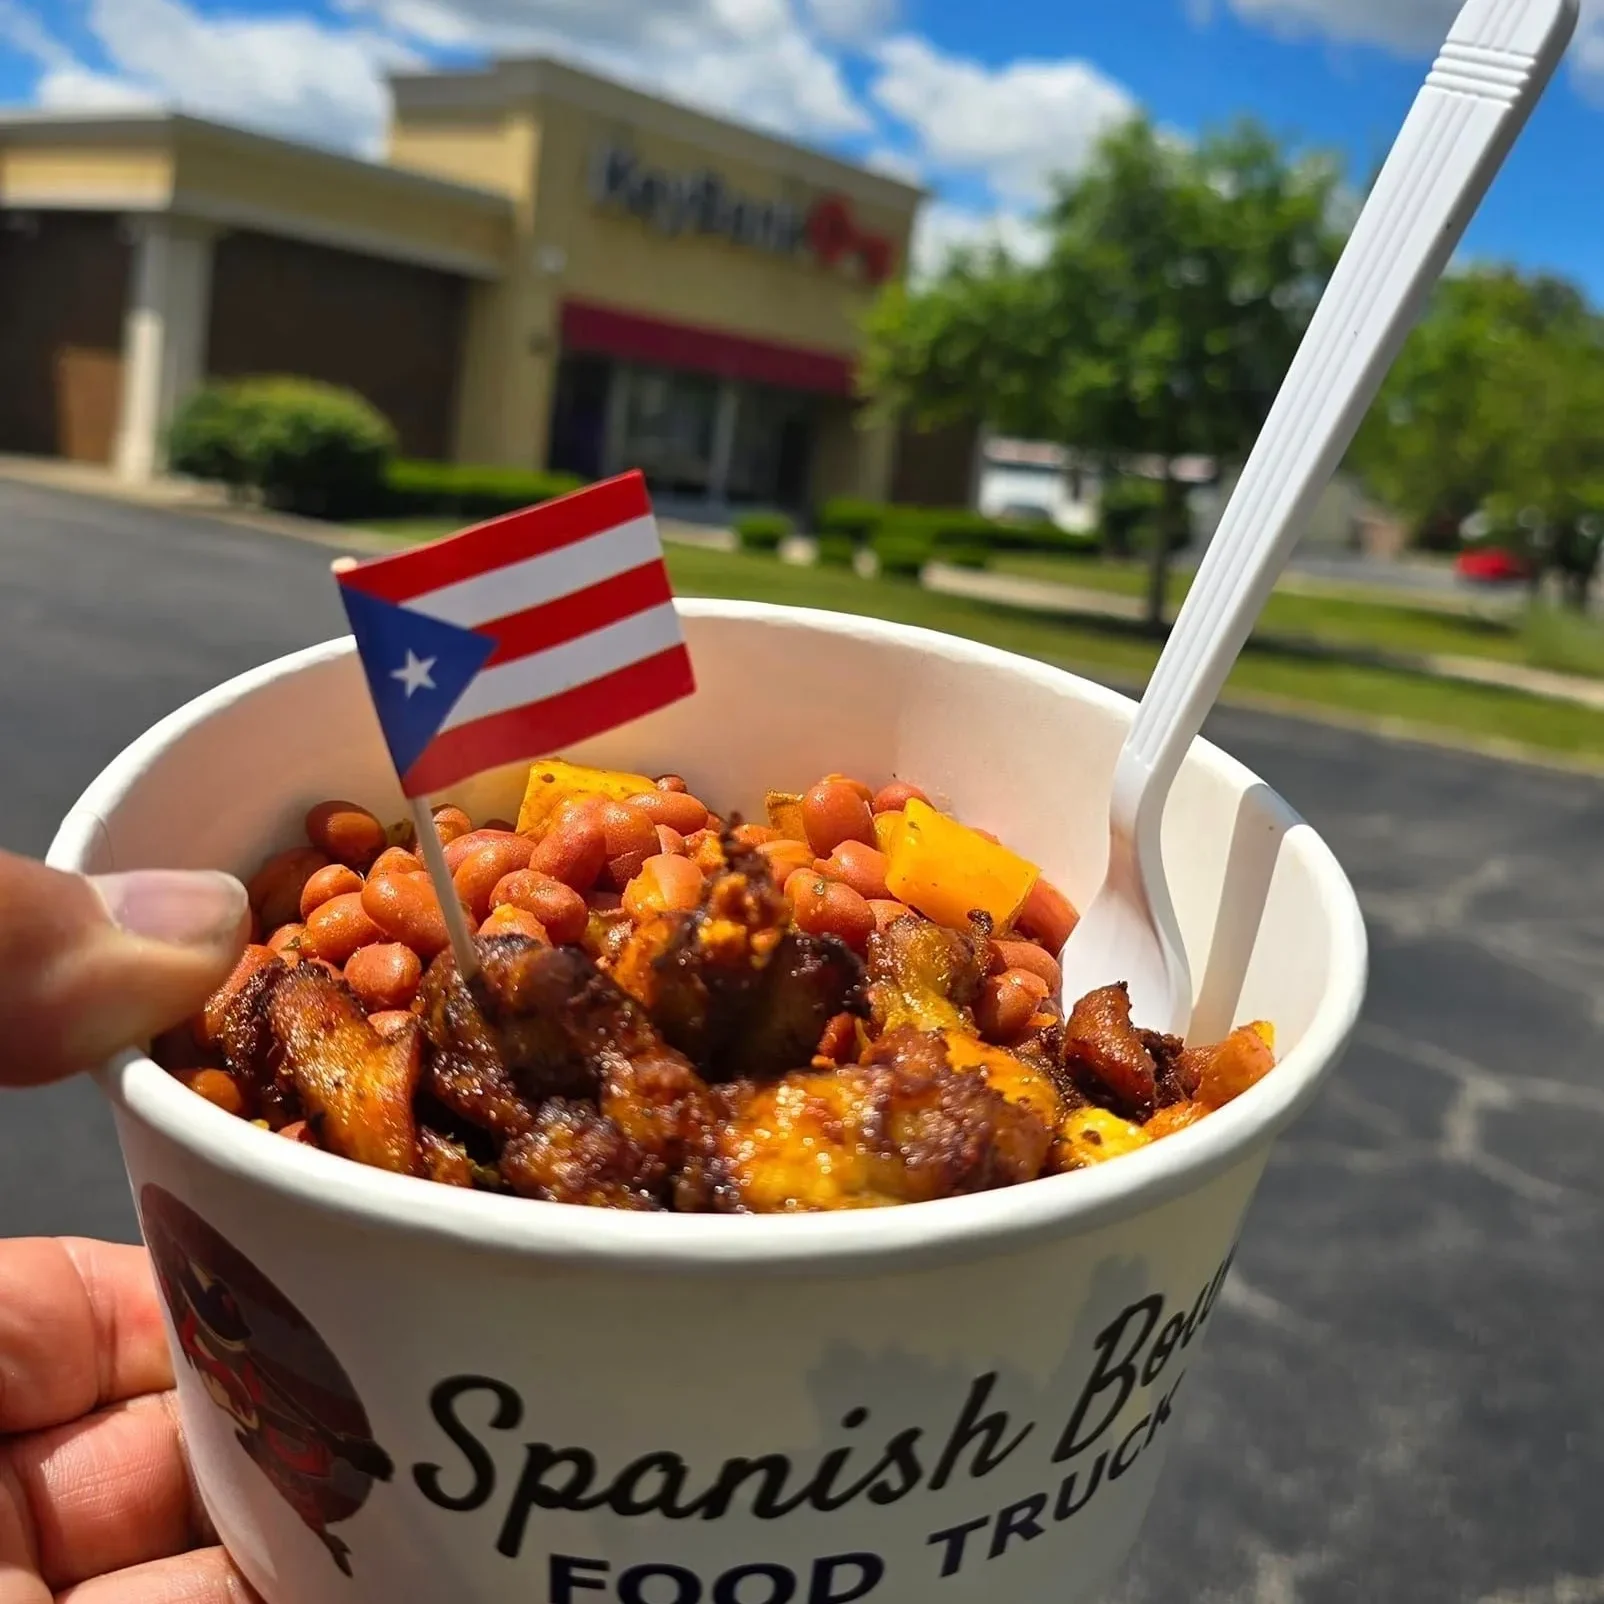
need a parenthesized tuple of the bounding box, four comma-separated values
(0, 1239, 172, 1434)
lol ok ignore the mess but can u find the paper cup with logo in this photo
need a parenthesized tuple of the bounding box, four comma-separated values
(49, 600, 1366, 1604)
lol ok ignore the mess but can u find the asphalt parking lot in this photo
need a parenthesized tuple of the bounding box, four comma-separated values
(2, 478, 1601, 1604)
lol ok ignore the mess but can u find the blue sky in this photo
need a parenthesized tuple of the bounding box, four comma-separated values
(4, 0, 1604, 296)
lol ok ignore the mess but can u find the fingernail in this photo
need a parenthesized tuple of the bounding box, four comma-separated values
(91, 870, 249, 951)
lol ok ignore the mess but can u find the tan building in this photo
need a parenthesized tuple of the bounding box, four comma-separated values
(0, 57, 925, 513)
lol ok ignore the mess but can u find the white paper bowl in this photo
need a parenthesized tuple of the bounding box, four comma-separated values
(49, 600, 1366, 1604)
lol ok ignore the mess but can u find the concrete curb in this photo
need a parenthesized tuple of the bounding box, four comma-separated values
(0, 458, 401, 556)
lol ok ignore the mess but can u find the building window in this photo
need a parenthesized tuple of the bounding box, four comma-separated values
(728, 384, 816, 509)
(548, 353, 613, 481)
(614, 366, 721, 495)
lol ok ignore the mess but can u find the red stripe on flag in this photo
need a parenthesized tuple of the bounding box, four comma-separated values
(480, 561, 673, 667)
(400, 645, 697, 798)
(341, 471, 653, 605)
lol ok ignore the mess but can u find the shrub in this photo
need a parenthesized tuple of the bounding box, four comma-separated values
(166, 386, 253, 493)
(936, 541, 991, 570)
(168, 377, 396, 519)
(382, 460, 585, 521)
(871, 524, 936, 580)
(733, 511, 794, 553)
(983, 515, 1101, 556)
(815, 532, 858, 568)
(818, 498, 1102, 560)
(817, 498, 889, 545)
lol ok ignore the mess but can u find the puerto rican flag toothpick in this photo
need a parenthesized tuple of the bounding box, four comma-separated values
(333, 469, 696, 979)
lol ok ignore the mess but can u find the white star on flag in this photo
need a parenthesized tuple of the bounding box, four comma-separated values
(391, 649, 437, 698)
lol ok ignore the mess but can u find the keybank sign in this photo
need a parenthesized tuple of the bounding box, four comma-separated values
(588, 144, 894, 283)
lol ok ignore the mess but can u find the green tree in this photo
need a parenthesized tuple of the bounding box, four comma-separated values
(1351, 265, 1604, 608)
(1489, 331, 1604, 607)
(1348, 268, 1591, 548)
(862, 116, 1344, 626)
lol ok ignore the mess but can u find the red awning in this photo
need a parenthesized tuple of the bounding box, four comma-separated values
(560, 299, 856, 397)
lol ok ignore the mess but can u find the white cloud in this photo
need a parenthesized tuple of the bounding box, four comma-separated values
(36, 65, 159, 109)
(5, 0, 413, 154)
(869, 34, 1137, 206)
(863, 145, 922, 184)
(1226, 0, 1604, 87)
(1572, 21, 1604, 98)
(629, 25, 871, 138)
(911, 201, 1046, 280)
(0, 0, 69, 66)
(1223, 0, 1604, 102)
(803, 0, 897, 44)
(1224, 0, 1454, 53)
(344, 0, 871, 139)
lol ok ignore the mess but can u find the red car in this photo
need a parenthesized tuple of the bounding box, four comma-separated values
(1456, 547, 1532, 583)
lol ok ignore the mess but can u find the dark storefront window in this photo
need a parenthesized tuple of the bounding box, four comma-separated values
(728, 384, 816, 508)
(620, 367, 721, 495)
(548, 353, 612, 481)
(548, 354, 820, 510)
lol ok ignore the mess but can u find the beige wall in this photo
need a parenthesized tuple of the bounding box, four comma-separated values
(171, 122, 510, 276)
(530, 99, 911, 359)
(387, 107, 537, 215)
(0, 119, 512, 277)
(812, 405, 898, 504)
(388, 108, 552, 466)
(0, 142, 172, 210)
(451, 274, 561, 467)
(2, 78, 919, 494)
(389, 70, 920, 481)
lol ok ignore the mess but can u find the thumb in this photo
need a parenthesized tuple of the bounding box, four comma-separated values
(0, 850, 250, 1087)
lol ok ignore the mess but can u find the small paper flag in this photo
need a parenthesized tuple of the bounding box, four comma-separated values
(335, 471, 695, 797)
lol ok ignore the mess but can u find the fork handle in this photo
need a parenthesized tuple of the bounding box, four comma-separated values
(1112, 0, 1576, 835)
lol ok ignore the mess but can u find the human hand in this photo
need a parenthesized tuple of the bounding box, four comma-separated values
(0, 850, 248, 1087)
(0, 849, 253, 1600)
(0, 1239, 260, 1602)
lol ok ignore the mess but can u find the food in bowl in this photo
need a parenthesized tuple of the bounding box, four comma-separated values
(153, 759, 1276, 1212)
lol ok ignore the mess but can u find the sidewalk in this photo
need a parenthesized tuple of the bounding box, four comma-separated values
(0, 454, 735, 559)
(923, 562, 1604, 714)
(0, 453, 401, 554)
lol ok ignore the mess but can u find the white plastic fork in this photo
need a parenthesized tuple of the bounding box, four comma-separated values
(1058, 0, 1578, 1039)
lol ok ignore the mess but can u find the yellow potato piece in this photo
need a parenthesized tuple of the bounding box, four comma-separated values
(884, 799, 1039, 932)
(516, 759, 657, 838)
(944, 1031, 1062, 1126)
(765, 791, 806, 841)
(1058, 1106, 1152, 1168)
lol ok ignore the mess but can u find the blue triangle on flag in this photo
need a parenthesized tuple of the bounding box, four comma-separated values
(339, 587, 497, 779)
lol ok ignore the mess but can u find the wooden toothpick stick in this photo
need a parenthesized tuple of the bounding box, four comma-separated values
(409, 797, 479, 982)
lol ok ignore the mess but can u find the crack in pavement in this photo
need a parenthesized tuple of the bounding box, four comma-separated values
(1362, 857, 1516, 941)
(1217, 1273, 1329, 1340)
(1478, 1580, 1604, 1604)
(1322, 1023, 1604, 1206)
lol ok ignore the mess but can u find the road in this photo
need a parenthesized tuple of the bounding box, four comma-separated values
(3, 479, 1603, 1604)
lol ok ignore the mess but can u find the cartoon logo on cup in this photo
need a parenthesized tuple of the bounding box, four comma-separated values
(138, 1185, 394, 1578)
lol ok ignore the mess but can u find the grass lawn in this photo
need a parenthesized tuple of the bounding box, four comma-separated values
(358, 517, 465, 543)
(351, 518, 1604, 761)
(988, 551, 1604, 680)
(664, 545, 1604, 763)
